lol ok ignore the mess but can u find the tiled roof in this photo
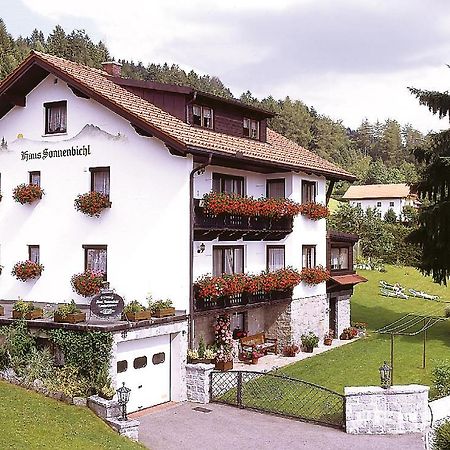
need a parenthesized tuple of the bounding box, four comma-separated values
(2, 52, 355, 180)
(343, 183, 413, 200)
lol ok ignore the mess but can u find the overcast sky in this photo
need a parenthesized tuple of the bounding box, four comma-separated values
(2, 0, 450, 132)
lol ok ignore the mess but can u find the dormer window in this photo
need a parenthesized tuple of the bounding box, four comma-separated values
(192, 105, 213, 129)
(44, 101, 67, 134)
(243, 118, 259, 140)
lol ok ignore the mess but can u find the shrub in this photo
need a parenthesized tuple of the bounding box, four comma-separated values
(432, 361, 450, 398)
(12, 183, 44, 204)
(301, 332, 319, 349)
(433, 420, 450, 450)
(71, 270, 103, 297)
(11, 261, 44, 281)
(74, 191, 110, 217)
(23, 348, 54, 385)
(43, 366, 90, 397)
(95, 366, 116, 400)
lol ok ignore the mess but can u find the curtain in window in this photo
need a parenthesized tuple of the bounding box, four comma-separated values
(330, 248, 339, 270)
(87, 249, 107, 274)
(29, 247, 39, 264)
(302, 246, 315, 268)
(339, 248, 349, 269)
(93, 171, 110, 196)
(233, 247, 244, 273)
(48, 104, 67, 133)
(30, 173, 40, 187)
(213, 247, 243, 275)
(302, 181, 316, 204)
(213, 248, 222, 276)
(268, 247, 285, 272)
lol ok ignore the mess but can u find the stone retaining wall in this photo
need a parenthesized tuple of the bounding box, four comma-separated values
(345, 385, 430, 434)
(186, 363, 215, 404)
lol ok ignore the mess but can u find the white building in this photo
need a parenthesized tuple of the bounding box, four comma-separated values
(342, 183, 419, 220)
(0, 52, 358, 412)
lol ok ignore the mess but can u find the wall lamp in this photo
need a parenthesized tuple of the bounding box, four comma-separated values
(197, 243, 206, 254)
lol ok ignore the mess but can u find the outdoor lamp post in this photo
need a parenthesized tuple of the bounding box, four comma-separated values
(379, 361, 392, 389)
(116, 382, 131, 421)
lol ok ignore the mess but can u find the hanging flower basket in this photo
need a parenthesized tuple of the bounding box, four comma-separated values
(300, 266, 330, 285)
(71, 270, 104, 297)
(11, 260, 44, 281)
(299, 202, 329, 220)
(12, 184, 44, 204)
(74, 192, 111, 217)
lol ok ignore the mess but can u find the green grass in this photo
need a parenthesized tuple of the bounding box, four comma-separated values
(279, 265, 450, 395)
(0, 381, 143, 450)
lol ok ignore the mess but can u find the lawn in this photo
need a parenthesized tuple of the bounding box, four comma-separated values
(279, 265, 450, 395)
(0, 381, 143, 450)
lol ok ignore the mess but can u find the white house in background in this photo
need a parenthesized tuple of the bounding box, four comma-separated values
(342, 183, 419, 220)
(0, 52, 358, 413)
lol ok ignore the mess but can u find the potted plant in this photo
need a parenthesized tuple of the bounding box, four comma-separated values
(12, 183, 44, 204)
(301, 331, 319, 353)
(148, 297, 175, 318)
(95, 367, 116, 400)
(74, 191, 111, 217)
(353, 322, 368, 337)
(339, 328, 352, 340)
(282, 343, 299, 357)
(245, 350, 263, 364)
(324, 329, 334, 346)
(123, 300, 151, 321)
(187, 337, 216, 364)
(71, 270, 103, 297)
(11, 260, 44, 281)
(214, 315, 234, 371)
(54, 300, 86, 324)
(12, 299, 43, 320)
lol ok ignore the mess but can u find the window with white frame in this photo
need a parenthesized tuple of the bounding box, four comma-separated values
(243, 118, 259, 139)
(302, 245, 316, 269)
(376, 201, 382, 207)
(330, 247, 349, 270)
(267, 246, 285, 272)
(192, 105, 213, 129)
(213, 246, 244, 276)
(389, 201, 395, 207)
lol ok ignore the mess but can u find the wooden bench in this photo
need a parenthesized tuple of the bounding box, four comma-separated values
(239, 332, 278, 355)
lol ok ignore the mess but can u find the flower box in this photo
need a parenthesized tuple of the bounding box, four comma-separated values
(152, 307, 175, 318)
(54, 312, 86, 324)
(124, 310, 151, 322)
(12, 183, 44, 204)
(215, 360, 233, 371)
(12, 308, 43, 320)
(0, 305, 4, 316)
(188, 357, 214, 364)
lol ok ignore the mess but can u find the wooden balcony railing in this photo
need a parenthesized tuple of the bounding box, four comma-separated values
(193, 199, 293, 241)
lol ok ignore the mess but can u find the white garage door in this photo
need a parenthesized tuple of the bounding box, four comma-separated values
(116, 335, 171, 413)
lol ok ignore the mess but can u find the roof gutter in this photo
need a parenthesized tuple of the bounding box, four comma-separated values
(188, 153, 212, 348)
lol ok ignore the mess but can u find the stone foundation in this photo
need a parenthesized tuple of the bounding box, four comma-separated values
(345, 385, 430, 434)
(186, 363, 215, 404)
(291, 294, 328, 343)
(88, 395, 121, 419)
(336, 294, 351, 337)
(106, 417, 140, 441)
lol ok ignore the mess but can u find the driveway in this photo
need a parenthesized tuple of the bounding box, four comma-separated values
(137, 402, 425, 450)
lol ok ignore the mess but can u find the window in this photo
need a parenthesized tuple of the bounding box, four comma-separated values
(302, 180, 316, 204)
(389, 201, 395, 207)
(28, 245, 40, 264)
(192, 105, 213, 129)
(29, 171, 40, 187)
(266, 179, 285, 199)
(302, 245, 316, 269)
(243, 118, 259, 139)
(213, 246, 244, 276)
(212, 173, 244, 196)
(152, 352, 165, 365)
(231, 312, 246, 332)
(83, 245, 107, 280)
(117, 360, 128, 373)
(376, 201, 382, 207)
(267, 246, 285, 272)
(356, 202, 362, 208)
(133, 356, 147, 369)
(330, 247, 349, 270)
(90, 167, 110, 197)
(44, 101, 67, 134)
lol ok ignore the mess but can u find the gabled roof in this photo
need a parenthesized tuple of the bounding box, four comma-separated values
(342, 183, 413, 200)
(0, 52, 356, 181)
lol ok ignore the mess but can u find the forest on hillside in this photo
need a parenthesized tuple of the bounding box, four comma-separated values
(0, 19, 428, 195)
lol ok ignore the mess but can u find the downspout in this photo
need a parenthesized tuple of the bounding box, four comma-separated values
(189, 153, 212, 348)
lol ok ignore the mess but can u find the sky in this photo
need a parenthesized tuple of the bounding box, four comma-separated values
(2, 0, 450, 133)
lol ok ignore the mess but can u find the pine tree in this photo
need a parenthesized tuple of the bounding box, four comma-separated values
(407, 85, 450, 284)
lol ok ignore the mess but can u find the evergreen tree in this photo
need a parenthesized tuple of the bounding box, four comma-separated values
(407, 84, 450, 284)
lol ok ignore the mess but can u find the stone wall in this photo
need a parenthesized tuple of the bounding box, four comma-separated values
(427, 394, 450, 449)
(186, 363, 215, 404)
(336, 294, 351, 337)
(265, 302, 291, 349)
(291, 294, 328, 343)
(345, 385, 430, 434)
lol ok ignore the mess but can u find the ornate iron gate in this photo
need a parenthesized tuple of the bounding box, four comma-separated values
(210, 370, 345, 429)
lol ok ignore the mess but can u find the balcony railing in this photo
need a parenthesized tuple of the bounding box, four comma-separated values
(194, 288, 293, 312)
(193, 199, 293, 241)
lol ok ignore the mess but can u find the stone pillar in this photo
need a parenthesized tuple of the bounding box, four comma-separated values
(336, 294, 351, 337)
(186, 363, 215, 404)
(345, 385, 430, 434)
(290, 294, 328, 343)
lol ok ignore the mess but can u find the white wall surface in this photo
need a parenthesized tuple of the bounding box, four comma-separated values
(349, 197, 413, 220)
(0, 75, 192, 309)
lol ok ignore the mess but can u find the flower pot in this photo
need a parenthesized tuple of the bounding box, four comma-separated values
(152, 307, 176, 318)
(54, 312, 86, 324)
(188, 357, 214, 364)
(324, 338, 333, 346)
(251, 357, 259, 365)
(0, 305, 3, 316)
(303, 346, 314, 353)
(215, 360, 233, 371)
(124, 310, 151, 321)
(12, 308, 43, 320)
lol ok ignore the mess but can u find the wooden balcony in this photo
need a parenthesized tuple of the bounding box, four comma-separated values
(193, 199, 293, 241)
(194, 288, 293, 313)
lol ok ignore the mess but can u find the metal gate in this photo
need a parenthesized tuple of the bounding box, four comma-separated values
(210, 370, 345, 429)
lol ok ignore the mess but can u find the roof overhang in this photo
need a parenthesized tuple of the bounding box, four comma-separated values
(329, 274, 367, 286)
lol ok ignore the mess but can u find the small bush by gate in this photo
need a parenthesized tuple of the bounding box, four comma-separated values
(210, 370, 345, 429)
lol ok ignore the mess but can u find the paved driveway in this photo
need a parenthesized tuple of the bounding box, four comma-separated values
(138, 402, 425, 450)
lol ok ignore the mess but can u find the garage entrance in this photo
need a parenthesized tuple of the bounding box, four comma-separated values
(116, 334, 171, 412)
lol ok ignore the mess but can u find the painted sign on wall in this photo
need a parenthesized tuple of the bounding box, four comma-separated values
(21, 145, 91, 161)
